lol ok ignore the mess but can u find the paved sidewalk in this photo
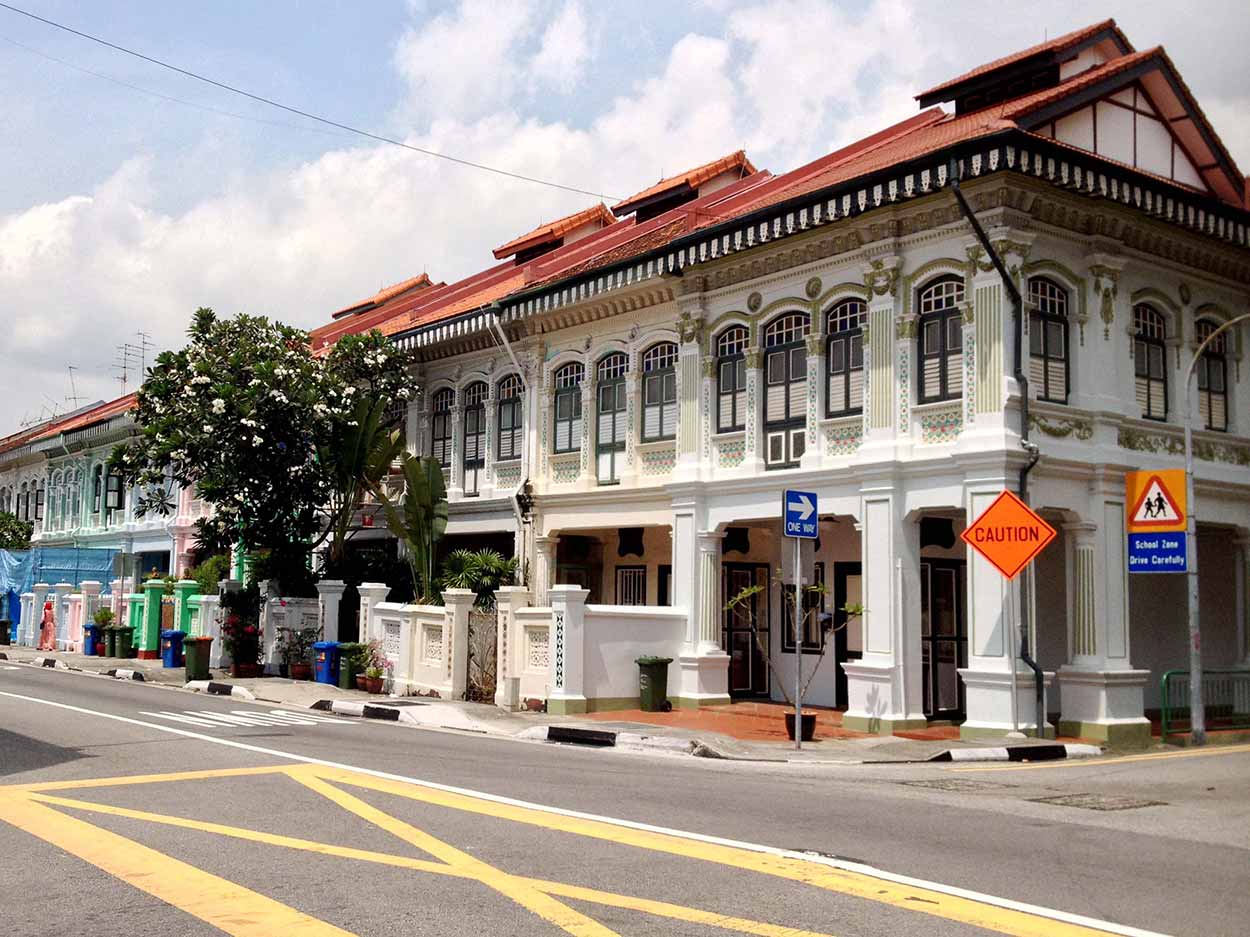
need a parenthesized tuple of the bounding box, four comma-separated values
(3, 645, 1105, 763)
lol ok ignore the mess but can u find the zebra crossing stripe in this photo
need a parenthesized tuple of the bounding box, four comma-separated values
(139, 710, 354, 729)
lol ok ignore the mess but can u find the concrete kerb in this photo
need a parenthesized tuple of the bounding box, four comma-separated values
(34, 657, 70, 671)
(106, 668, 146, 682)
(929, 743, 1103, 763)
(184, 680, 256, 701)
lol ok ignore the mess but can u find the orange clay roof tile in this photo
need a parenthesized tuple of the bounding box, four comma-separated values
(332, 273, 435, 318)
(611, 150, 757, 216)
(492, 203, 617, 259)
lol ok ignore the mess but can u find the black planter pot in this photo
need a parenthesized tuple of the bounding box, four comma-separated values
(785, 712, 817, 742)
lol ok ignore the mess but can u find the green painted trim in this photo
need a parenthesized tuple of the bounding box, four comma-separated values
(1058, 720, 1151, 749)
(581, 697, 640, 713)
(842, 714, 928, 735)
(671, 695, 731, 710)
(561, 696, 732, 713)
(546, 697, 588, 716)
(959, 724, 1057, 741)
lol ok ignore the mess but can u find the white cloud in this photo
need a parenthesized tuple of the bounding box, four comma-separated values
(530, 1, 593, 94)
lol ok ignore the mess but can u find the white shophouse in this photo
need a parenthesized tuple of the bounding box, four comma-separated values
(315, 21, 1250, 744)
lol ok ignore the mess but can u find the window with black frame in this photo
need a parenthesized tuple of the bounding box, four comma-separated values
(641, 342, 678, 442)
(91, 465, 103, 518)
(105, 471, 125, 522)
(826, 299, 866, 416)
(497, 374, 523, 460)
(34, 482, 45, 522)
(552, 362, 584, 453)
(1133, 305, 1168, 420)
(1195, 319, 1228, 431)
(596, 352, 627, 484)
(917, 276, 965, 403)
(461, 381, 487, 496)
(716, 326, 748, 432)
(430, 387, 454, 466)
(1027, 276, 1070, 404)
(782, 562, 825, 653)
(763, 313, 809, 468)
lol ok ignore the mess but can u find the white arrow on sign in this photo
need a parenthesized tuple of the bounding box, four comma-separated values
(788, 494, 814, 520)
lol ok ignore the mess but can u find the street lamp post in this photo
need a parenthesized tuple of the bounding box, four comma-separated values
(1182, 312, 1250, 746)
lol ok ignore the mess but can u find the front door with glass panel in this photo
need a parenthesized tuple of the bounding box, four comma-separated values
(921, 559, 966, 719)
(721, 563, 769, 697)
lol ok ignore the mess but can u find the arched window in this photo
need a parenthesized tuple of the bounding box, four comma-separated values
(641, 342, 678, 442)
(497, 374, 523, 461)
(826, 299, 866, 417)
(0, 487, 8, 514)
(34, 480, 45, 523)
(17, 484, 28, 522)
(50, 471, 64, 530)
(67, 471, 81, 528)
(552, 362, 584, 454)
(461, 382, 488, 496)
(1196, 319, 1228, 431)
(1027, 277, 1070, 404)
(763, 312, 810, 468)
(430, 387, 454, 467)
(1133, 305, 1168, 420)
(104, 470, 124, 522)
(917, 275, 965, 403)
(596, 353, 628, 484)
(716, 326, 748, 432)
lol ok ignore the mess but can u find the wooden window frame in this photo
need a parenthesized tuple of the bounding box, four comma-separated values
(763, 313, 810, 469)
(596, 353, 627, 484)
(916, 276, 965, 404)
(1027, 277, 1070, 405)
(496, 375, 523, 460)
(640, 343, 678, 442)
(1196, 319, 1228, 432)
(430, 387, 454, 467)
(1133, 304, 1169, 421)
(716, 326, 748, 433)
(552, 363, 584, 455)
(826, 299, 866, 417)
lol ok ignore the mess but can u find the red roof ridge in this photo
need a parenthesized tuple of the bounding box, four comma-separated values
(30, 392, 138, 443)
(492, 203, 617, 260)
(611, 150, 757, 216)
(917, 19, 1129, 101)
(332, 273, 437, 319)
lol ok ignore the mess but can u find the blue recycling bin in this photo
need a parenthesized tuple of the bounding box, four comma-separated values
(160, 630, 187, 668)
(83, 624, 100, 656)
(313, 641, 341, 685)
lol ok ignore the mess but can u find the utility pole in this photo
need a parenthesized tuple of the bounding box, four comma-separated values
(1181, 312, 1250, 746)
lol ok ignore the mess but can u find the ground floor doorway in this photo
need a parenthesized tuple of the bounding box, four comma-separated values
(722, 563, 770, 698)
(833, 562, 862, 707)
(921, 559, 967, 719)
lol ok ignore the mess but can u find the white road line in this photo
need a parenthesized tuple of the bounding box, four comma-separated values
(2, 666, 19, 671)
(139, 709, 354, 729)
(0, 688, 1168, 937)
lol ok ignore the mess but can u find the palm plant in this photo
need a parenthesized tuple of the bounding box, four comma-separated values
(439, 549, 518, 609)
(318, 395, 406, 567)
(372, 452, 448, 602)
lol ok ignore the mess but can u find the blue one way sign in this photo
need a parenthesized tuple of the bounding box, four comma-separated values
(783, 489, 818, 539)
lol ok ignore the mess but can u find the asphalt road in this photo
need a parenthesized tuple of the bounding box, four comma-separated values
(2, 662, 1248, 937)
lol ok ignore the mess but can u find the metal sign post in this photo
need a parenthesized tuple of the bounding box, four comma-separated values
(783, 490, 818, 751)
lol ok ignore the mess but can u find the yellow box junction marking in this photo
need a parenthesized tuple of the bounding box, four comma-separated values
(0, 762, 1136, 937)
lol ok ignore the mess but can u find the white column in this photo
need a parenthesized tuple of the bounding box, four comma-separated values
(357, 582, 390, 645)
(80, 580, 103, 625)
(675, 529, 731, 708)
(742, 347, 765, 472)
(316, 579, 346, 643)
(959, 485, 1052, 739)
(441, 588, 473, 700)
(547, 585, 589, 714)
(534, 536, 558, 607)
(483, 380, 497, 495)
(53, 582, 73, 651)
(494, 586, 531, 709)
(109, 578, 124, 620)
(675, 320, 703, 481)
(623, 367, 640, 484)
(447, 404, 464, 499)
(800, 331, 824, 470)
(842, 487, 925, 733)
(579, 373, 596, 486)
(1056, 499, 1152, 746)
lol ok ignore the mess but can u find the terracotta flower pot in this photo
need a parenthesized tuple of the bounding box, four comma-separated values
(231, 662, 262, 679)
(364, 676, 383, 695)
(289, 662, 312, 681)
(355, 674, 367, 691)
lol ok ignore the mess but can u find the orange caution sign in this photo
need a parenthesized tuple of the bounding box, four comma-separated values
(960, 490, 1057, 580)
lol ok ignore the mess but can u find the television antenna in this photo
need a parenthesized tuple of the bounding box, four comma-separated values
(66, 365, 87, 409)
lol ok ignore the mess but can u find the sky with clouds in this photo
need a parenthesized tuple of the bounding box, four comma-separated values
(2, 0, 1247, 435)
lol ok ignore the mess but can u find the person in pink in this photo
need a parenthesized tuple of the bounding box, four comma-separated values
(38, 600, 57, 651)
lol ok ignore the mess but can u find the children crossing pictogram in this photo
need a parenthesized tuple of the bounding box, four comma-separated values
(1129, 475, 1184, 528)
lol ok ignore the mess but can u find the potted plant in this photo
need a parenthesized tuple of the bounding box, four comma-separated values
(359, 640, 385, 694)
(91, 607, 114, 656)
(220, 585, 262, 678)
(278, 624, 321, 681)
(725, 577, 864, 743)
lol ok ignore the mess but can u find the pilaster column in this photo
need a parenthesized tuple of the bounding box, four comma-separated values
(696, 531, 725, 651)
(447, 404, 464, 499)
(483, 380, 497, 494)
(1088, 252, 1129, 412)
(742, 347, 764, 472)
(441, 588, 473, 700)
(547, 585, 588, 714)
(860, 256, 900, 446)
(801, 331, 824, 470)
(1056, 474, 1151, 747)
(414, 386, 430, 459)
(842, 486, 925, 733)
(623, 368, 640, 484)
(316, 579, 346, 643)
(534, 536, 558, 606)
(357, 582, 391, 646)
(579, 373, 596, 485)
(700, 354, 716, 474)
(493, 586, 531, 709)
(675, 310, 705, 481)
(173, 579, 199, 633)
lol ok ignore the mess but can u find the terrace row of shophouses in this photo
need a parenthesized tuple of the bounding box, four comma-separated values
(5, 21, 1248, 743)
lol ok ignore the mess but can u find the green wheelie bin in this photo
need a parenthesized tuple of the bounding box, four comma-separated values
(635, 656, 673, 712)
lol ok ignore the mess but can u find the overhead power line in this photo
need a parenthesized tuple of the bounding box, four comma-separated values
(0, 2, 620, 201)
